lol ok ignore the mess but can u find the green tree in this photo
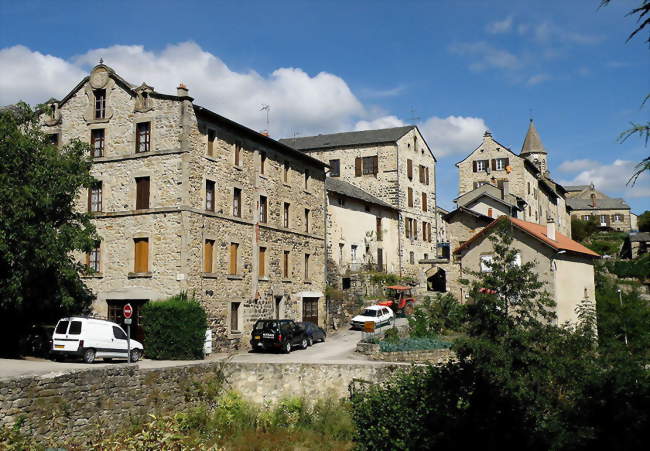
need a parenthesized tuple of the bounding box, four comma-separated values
(571, 216, 599, 242)
(638, 210, 650, 231)
(0, 103, 97, 355)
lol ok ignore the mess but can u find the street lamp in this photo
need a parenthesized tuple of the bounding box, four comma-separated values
(616, 289, 629, 346)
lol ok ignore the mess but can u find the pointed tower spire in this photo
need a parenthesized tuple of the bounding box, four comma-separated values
(520, 119, 546, 155)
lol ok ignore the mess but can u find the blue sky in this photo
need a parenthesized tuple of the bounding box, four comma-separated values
(1, 0, 648, 212)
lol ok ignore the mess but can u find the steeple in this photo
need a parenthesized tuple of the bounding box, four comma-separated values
(520, 119, 546, 155)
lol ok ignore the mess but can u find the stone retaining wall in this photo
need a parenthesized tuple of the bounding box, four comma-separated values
(0, 361, 403, 444)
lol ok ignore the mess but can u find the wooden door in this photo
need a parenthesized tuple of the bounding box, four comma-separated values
(302, 298, 319, 325)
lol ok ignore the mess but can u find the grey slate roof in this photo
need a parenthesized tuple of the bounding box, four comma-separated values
(279, 126, 415, 151)
(520, 119, 547, 155)
(326, 177, 396, 209)
(455, 184, 524, 210)
(629, 232, 650, 242)
(566, 197, 630, 211)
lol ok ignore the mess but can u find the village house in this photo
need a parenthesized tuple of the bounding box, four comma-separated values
(454, 216, 599, 324)
(455, 121, 571, 237)
(565, 183, 635, 232)
(280, 126, 439, 286)
(40, 63, 327, 350)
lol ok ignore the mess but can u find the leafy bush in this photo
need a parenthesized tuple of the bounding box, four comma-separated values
(142, 293, 208, 360)
(586, 239, 621, 256)
(368, 271, 399, 286)
(571, 217, 599, 242)
(382, 326, 400, 343)
(409, 294, 465, 337)
(379, 337, 451, 352)
(605, 254, 650, 280)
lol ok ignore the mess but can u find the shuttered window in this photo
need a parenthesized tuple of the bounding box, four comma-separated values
(230, 302, 240, 332)
(233, 188, 241, 217)
(405, 218, 411, 238)
(473, 160, 489, 172)
(207, 129, 215, 156)
(283, 251, 290, 278)
(258, 247, 266, 277)
(135, 177, 150, 210)
(206, 180, 215, 212)
(355, 156, 378, 176)
(136, 122, 151, 153)
(408, 187, 413, 207)
(425, 167, 430, 185)
(421, 192, 427, 212)
(229, 243, 238, 275)
(134, 238, 149, 273)
(204, 239, 215, 273)
(329, 159, 340, 177)
(407, 159, 413, 179)
(259, 196, 268, 223)
(355, 157, 362, 177)
(376, 217, 382, 241)
(91, 129, 105, 157)
(413, 221, 418, 240)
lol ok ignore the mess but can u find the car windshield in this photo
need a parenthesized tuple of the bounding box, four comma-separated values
(254, 320, 279, 331)
(361, 309, 378, 317)
(55, 320, 69, 334)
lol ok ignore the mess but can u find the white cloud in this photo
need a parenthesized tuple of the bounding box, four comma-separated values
(558, 159, 649, 199)
(449, 41, 520, 71)
(354, 115, 405, 131)
(418, 115, 488, 157)
(526, 73, 552, 86)
(486, 16, 513, 34)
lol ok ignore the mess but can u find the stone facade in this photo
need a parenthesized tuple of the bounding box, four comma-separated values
(282, 127, 438, 285)
(42, 64, 327, 351)
(566, 184, 634, 232)
(456, 127, 571, 237)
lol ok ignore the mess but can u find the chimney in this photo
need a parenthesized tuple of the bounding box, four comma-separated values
(590, 193, 596, 208)
(502, 180, 509, 200)
(260, 130, 270, 137)
(177, 83, 189, 97)
(547, 217, 556, 241)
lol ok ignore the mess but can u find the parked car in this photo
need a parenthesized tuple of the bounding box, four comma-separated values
(297, 321, 326, 346)
(51, 317, 144, 363)
(18, 324, 55, 358)
(250, 319, 308, 353)
(350, 305, 394, 330)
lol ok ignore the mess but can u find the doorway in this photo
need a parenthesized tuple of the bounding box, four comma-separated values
(302, 297, 319, 324)
(427, 269, 446, 292)
(107, 299, 148, 342)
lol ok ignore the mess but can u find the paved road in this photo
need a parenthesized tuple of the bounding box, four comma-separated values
(0, 319, 406, 380)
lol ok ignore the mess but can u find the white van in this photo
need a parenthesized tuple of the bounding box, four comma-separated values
(51, 317, 144, 363)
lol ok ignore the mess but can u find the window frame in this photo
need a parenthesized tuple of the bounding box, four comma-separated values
(91, 128, 105, 158)
(94, 89, 106, 119)
(329, 159, 340, 177)
(205, 179, 216, 212)
(135, 177, 150, 210)
(233, 187, 242, 217)
(134, 237, 149, 273)
(135, 122, 151, 153)
(259, 195, 268, 223)
(88, 182, 102, 212)
(204, 239, 215, 273)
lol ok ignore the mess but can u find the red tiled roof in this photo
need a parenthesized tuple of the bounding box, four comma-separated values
(453, 216, 600, 258)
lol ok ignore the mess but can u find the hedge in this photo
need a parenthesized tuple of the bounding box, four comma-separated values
(142, 294, 208, 360)
(379, 337, 451, 353)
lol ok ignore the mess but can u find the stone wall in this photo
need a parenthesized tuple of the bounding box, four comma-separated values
(0, 361, 404, 445)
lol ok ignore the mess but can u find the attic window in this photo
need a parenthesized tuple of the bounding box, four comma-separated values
(94, 89, 106, 119)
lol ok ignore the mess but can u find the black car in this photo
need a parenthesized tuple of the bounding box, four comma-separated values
(297, 322, 326, 346)
(250, 319, 308, 353)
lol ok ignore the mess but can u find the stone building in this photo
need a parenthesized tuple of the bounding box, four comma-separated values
(565, 184, 634, 232)
(280, 126, 438, 285)
(455, 121, 571, 237)
(454, 216, 599, 324)
(325, 178, 400, 278)
(41, 63, 327, 350)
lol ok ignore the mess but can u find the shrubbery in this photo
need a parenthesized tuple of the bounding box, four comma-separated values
(409, 294, 465, 337)
(142, 293, 207, 360)
(605, 254, 650, 280)
(379, 337, 451, 353)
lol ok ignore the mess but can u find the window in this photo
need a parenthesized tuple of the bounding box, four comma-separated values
(413, 221, 418, 241)
(339, 243, 344, 265)
(422, 222, 428, 241)
(230, 302, 240, 332)
(233, 188, 241, 217)
(513, 253, 522, 267)
(351, 245, 358, 262)
(376, 217, 383, 241)
(259, 196, 268, 223)
(55, 320, 69, 334)
(69, 321, 82, 335)
(136, 122, 151, 153)
(420, 166, 430, 185)
(283, 251, 290, 278)
(424, 253, 428, 260)
(473, 181, 490, 189)
(600, 215, 607, 224)
(135, 177, 150, 210)
(329, 159, 340, 177)
(113, 326, 127, 340)
(304, 253, 310, 280)
(94, 89, 106, 119)
(304, 170, 310, 190)
(86, 242, 100, 272)
(421, 192, 427, 212)
(260, 151, 266, 175)
(283, 202, 290, 228)
(283, 161, 289, 182)
(91, 129, 105, 157)
(88, 182, 102, 212)
(408, 187, 413, 207)
(234, 142, 241, 166)
(134, 238, 149, 273)
(207, 129, 216, 156)
(407, 159, 413, 179)
(480, 255, 493, 272)
(613, 214, 624, 222)
(304, 209, 310, 233)
(582, 215, 590, 221)
(258, 247, 266, 277)
(409, 251, 415, 264)
(204, 239, 215, 273)
(48, 133, 59, 147)
(405, 218, 411, 238)
(355, 156, 378, 176)
(205, 180, 215, 212)
(473, 160, 489, 172)
(229, 243, 238, 275)
(494, 158, 509, 171)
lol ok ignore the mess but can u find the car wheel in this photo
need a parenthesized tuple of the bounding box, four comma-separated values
(130, 349, 141, 362)
(83, 348, 96, 364)
(321, 335, 326, 342)
(52, 354, 65, 362)
(301, 338, 308, 350)
(283, 341, 292, 354)
(307, 337, 313, 347)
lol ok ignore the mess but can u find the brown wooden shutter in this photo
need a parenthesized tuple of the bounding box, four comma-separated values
(407, 159, 413, 179)
(505, 158, 510, 167)
(87, 187, 92, 212)
(355, 157, 362, 176)
(473, 161, 477, 172)
(490, 159, 495, 170)
(413, 221, 418, 240)
(258, 247, 266, 277)
(204, 240, 214, 273)
(372, 155, 379, 175)
(136, 177, 150, 210)
(405, 218, 410, 238)
(376, 217, 382, 241)
(422, 193, 427, 212)
(408, 188, 413, 207)
(229, 243, 238, 274)
(428, 223, 432, 242)
(134, 238, 148, 273)
(425, 167, 430, 185)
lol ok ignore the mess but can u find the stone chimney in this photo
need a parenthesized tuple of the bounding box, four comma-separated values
(590, 193, 596, 208)
(501, 180, 510, 200)
(547, 217, 556, 241)
(177, 83, 189, 97)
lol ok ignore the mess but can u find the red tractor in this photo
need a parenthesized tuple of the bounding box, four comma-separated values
(377, 285, 416, 316)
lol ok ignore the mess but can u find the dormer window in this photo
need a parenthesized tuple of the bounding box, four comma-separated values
(94, 89, 106, 119)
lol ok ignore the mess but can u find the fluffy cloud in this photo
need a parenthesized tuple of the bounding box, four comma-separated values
(449, 41, 520, 71)
(486, 16, 513, 34)
(558, 159, 649, 199)
(526, 73, 552, 86)
(0, 42, 488, 158)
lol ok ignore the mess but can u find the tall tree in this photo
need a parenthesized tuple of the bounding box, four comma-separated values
(0, 103, 97, 356)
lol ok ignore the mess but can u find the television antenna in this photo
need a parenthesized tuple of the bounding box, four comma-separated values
(260, 104, 271, 133)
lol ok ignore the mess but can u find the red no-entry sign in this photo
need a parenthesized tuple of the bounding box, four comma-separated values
(123, 303, 133, 319)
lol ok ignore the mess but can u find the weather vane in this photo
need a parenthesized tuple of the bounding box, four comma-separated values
(260, 104, 271, 132)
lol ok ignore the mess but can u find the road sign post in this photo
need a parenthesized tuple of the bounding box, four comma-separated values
(123, 304, 133, 364)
